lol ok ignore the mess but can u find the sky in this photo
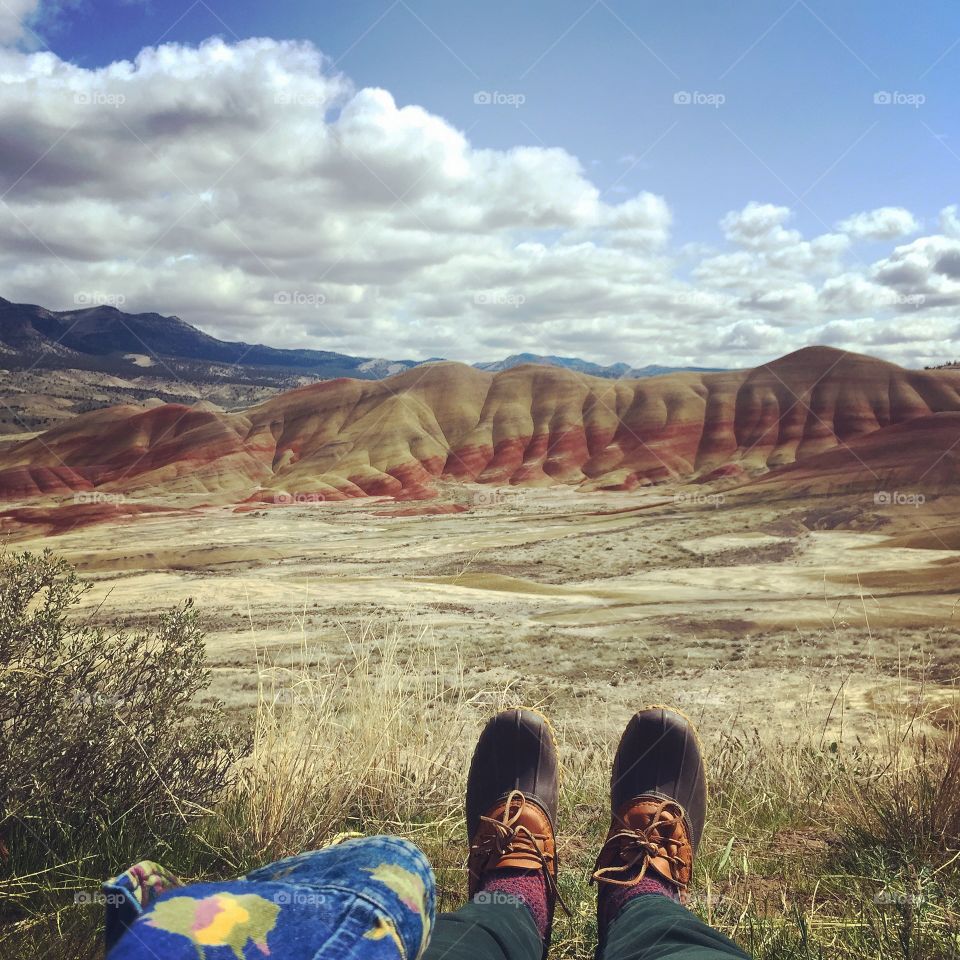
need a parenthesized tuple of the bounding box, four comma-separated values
(0, 0, 958, 368)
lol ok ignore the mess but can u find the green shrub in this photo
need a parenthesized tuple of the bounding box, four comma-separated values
(0, 550, 246, 835)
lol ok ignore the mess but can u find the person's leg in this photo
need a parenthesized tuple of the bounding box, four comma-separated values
(602, 896, 750, 960)
(422, 708, 561, 960)
(592, 707, 752, 960)
(245, 835, 436, 959)
(423, 899, 542, 960)
(105, 835, 436, 960)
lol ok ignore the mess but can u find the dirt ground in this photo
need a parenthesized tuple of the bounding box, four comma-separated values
(10, 483, 959, 744)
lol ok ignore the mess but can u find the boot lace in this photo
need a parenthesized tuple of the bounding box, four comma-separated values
(470, 789, 570, 915)
(591, 798, 688, 888)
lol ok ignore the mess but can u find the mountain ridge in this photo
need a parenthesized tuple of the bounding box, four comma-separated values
(0, 298, 418, 379)
(472, 352, 722, 378)
(0, 297, 723, 382)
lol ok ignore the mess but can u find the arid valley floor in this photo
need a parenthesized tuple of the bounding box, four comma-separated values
(12, 483, 958, 745)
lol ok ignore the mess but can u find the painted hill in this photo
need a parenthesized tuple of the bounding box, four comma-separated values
(1, 347, 959, 513)
(736, 411, 960, 499)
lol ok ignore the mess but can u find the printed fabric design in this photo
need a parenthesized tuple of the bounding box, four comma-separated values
(363, 862, 432, 958)
(104, 835, 437, 960)
(143, 891, 280, 959)
(110, 860, 182, 910)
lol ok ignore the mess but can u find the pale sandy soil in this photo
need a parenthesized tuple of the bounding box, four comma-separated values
(10, 485, 959, 744)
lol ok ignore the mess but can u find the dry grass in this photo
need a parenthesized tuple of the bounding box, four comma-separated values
(3, 624, 959, 959)
(204, 630, 960, 959)
(218, 627, 471, 865)
(846, 703, 960, 861)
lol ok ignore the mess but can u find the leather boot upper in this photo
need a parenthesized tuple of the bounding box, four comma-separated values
(465, 709, 560, 901)
(592, 707, 706, 900)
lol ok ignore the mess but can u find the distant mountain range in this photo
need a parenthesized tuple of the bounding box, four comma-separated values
(0, 297, 419, 380)
(0, 297, 721, 381)
(473, 353, 722, 378)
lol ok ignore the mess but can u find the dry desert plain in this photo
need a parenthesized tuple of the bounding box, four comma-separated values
(8, 481, 959, 745)
(3, 350, 960, 747)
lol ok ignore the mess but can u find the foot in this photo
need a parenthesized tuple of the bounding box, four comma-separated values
(466, 708, 561, 946)
(592, 706, 706, 920)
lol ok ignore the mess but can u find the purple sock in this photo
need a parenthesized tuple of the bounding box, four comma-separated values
(477, 868, 549, 940)
(599, 873, 680, 932)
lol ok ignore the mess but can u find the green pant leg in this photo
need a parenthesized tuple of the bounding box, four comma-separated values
(422, 901, 542, 960)
(602, 896, 751, 960)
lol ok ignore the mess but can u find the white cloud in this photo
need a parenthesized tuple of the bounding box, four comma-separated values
(0, 35, 954, 369)
(814, 315, 955, 348)
(940, 205, 960, 238)
(869, 236, 960, 308)
(0, 0, 40, 44)
(721, 202, 799, 250)
(718, 319, 785, 352)
(837, 206, 920, 241)
(0, 0, 94, 47)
